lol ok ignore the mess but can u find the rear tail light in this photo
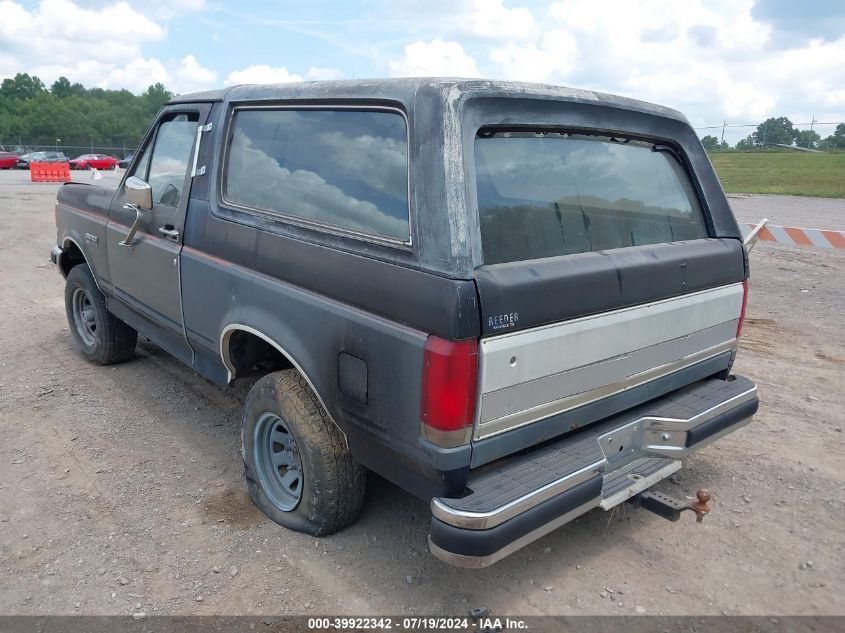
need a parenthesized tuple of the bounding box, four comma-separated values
(420, 336, 478, 448)
(737, 279, 749, 337)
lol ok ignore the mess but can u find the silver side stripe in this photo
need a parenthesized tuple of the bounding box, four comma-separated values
(480, 322, 738, 424)
(479, 284, 744, 391)
(475, 340, 736, 439)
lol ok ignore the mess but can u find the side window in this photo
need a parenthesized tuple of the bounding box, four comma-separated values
(145, 113, 198, 207)
(130, 147, 150, 181)
(222, 108, 409, 243)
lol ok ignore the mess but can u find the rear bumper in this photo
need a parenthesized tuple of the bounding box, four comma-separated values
(429, 375, 757, 567)
(50, 244, 62, 266)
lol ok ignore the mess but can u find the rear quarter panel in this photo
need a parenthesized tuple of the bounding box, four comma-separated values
(180, 193, 473, 497)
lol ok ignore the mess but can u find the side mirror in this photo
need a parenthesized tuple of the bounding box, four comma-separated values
(119, 176, 152, 247)
(125, 176, 152, 210)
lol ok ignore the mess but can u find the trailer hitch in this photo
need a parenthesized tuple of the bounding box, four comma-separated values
(630, 488, 712, 523)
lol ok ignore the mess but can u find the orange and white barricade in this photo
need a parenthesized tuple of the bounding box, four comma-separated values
(742, 219, 845, 250)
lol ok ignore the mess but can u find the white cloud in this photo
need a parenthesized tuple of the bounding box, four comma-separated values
(0, 0, 165, 58)
(0, 0, 214, 93)
(96, 55, 216, 94)
(101, 58, 170, 91)
(223, 64, 346, 87)
(172, 54, 217, 93)
(465, 0, 536, 39)
(143, 0, 206, 20)
(1, 0, 842, 144)
(389, 40, 482, 77)
(306, 67, 345, 81)
(472, 0, 844, 142)
(224, 65, 303, 86)
(489, 29, 577, 83)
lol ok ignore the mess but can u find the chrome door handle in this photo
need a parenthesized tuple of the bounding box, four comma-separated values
(158, 226, 180, 242)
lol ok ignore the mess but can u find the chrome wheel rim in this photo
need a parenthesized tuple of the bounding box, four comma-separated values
(253, 412, 303, 511)
(71, 287, 98, 347)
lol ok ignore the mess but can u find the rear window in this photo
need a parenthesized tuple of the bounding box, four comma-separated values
(223, 108, 410, 243)
(474, 132, 708, 264)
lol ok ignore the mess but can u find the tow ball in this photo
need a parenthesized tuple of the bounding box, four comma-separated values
(630, 488, 712, 523)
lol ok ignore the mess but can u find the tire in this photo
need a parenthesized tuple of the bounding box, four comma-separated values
(64, 264, 137, 365)
(242, 370, 365, 536)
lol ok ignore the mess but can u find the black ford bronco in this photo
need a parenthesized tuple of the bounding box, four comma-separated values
(51, 79, 757, 567)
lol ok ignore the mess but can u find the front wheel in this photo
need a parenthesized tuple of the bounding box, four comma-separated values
(242, 370, 366, 535)
(64, 265, 137, 364)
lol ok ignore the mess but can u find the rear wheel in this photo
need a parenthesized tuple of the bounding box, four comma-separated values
(64, 265, 137, 364)
(242, 370, 366, 535)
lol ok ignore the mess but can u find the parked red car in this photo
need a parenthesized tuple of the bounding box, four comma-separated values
(69, 154, 119, 170)
(0, 151, 20, 169)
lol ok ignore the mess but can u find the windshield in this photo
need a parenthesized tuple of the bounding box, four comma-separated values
(474, 132, 709, 264)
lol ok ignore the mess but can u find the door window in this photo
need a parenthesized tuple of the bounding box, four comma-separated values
(133, 112, 198, 208)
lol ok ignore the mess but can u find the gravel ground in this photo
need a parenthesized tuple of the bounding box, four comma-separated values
(0, 172, 843, 616)
(728, 193, 845, 231)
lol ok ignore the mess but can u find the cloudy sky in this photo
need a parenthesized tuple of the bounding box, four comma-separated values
(1, 0, 844, 142)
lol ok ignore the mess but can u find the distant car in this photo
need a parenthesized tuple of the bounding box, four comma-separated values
(16, 152, 44, 168)
(118, 154, 134, 169)
(70, 154, 119, 170)
(0, 151, 20, 169)
(17, 152, 69, 168)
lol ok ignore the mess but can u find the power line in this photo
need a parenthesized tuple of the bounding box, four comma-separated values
(694, 121, 843, 130)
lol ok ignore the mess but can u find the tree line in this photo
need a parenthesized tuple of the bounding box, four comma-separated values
(3, 72, 843, 154)
(0, 73, 173, 150)
(701, 116, 845, 152)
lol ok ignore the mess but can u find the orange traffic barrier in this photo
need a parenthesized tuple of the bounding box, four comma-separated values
(30, 162, 71, 183)
(742, 221, 845, 250)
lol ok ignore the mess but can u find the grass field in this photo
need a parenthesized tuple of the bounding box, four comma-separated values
(710, 151, 845, 198)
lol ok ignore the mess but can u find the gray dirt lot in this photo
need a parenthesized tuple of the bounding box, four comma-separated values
(0, 172, 843, 616)
(728, 193, 845, 231)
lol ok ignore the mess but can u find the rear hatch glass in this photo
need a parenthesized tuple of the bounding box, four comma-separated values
(474, 132, 708, 264)
(470, 129, 744, 447)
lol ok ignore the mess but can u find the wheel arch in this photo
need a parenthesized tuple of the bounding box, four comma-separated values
(58, 236, 101, 290)
(219, 324, 345, 439)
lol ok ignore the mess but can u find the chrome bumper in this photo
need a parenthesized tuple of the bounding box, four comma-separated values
(429, 375, 758, 568)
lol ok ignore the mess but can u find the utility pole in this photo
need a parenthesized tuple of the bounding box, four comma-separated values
(809, 115, 817, 148)
(720, 119, 726, 152)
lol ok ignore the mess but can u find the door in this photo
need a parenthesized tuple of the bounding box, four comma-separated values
(106, 105, 211, 361)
